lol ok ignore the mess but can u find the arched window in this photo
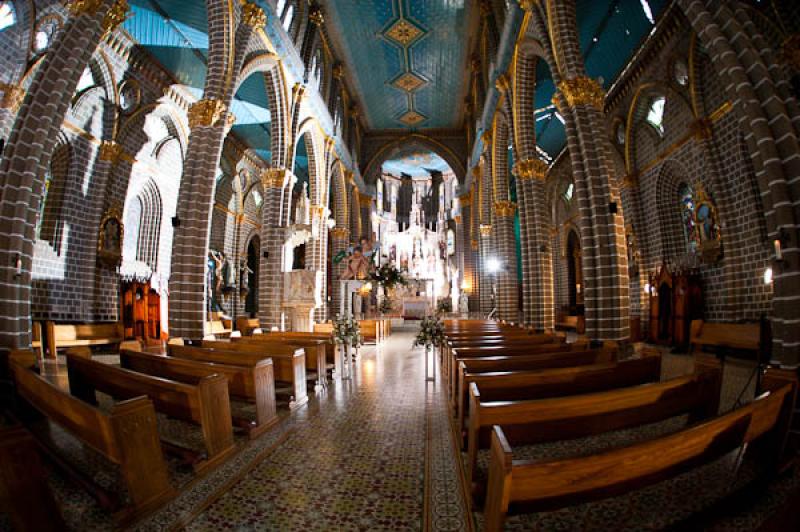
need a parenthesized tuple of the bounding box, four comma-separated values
(137, 181, 163, 270)
(646, 95, 666, 136)
(282, 4, 294, 31)
(678, 183, 699, 253)
(276, 0, 286, 16)
(0, 1, 16, 31)
(75, 67, 95, 94)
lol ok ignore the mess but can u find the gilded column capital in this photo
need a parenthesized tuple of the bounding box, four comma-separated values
(553, 76, 605, 111)
(494, 73, 510, 93)
(188, 99, 229, 129)
(471, 239, 479, 251)
(480, 131, 492, 146)
(292, 83, 306, 102)
(261, 167, 287, 188)
(0, 83, 24, 113)
(621, 172, 639, 190)
(453, 215, 463, 224)
(690, 118, 713, 140)
(241, 3, 267, 28)
(514, 158, 548, 181)
(69, 0, 129, 35)
(309, 5, 325, 26)
(479, 224, 492, 237)
(517, 0, 539, 11)
(332, 63, 345, 80)
(494, 200, 517, 217)
(98, 141, 123, 163)
(331, 227, 350, 239)
(344, 170, 355, 185)
(324, 136, 336, 152)
(310, 204, 326, 218)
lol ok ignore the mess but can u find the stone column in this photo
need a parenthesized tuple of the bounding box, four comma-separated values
(493, 201, 519, 322)
(0, 0, 128, 349)
(478, 224, 494, 316)
(330, 227, 349, 318)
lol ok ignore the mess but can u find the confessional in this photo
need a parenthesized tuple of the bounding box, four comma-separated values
(120, 281, 161, 343)
(647, 263, 703, 349)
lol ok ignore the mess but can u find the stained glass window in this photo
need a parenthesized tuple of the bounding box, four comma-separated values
(679, 183, 699, 252)
(282, 5, 294, 31)
(646, 96, 666, 136)
(0, 2, 16, 31)
(564, 182, 574, 202)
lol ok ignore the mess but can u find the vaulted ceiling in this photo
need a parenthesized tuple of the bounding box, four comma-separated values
(533, 0, 670, 160)
(125, 0, 274, 163)
(323, 0, 475, 130)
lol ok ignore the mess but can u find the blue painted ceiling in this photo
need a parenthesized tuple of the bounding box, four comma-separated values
(125, 0, 273, 162)
(533, 0, 669, 160)
(324, 0, 472, 130)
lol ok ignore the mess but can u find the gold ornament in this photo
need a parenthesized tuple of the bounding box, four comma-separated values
(494, 200, 517, 217)
(309, 5, 325, 26)
(0, 83, 24, 113)
(98, 141, 123, 163)
(188, 99, 228, 129)
(331, 227, 350, 238)
(554, 76, 605, 111)
(261, 168, 286, 188)
(479, 224, 492, 237)
(495, 73, 510, 93)
(241, 3, 267, 28)
(514, 158, 548, 181)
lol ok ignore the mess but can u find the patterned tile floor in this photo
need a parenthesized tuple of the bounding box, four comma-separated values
(4, 331, 797, 531)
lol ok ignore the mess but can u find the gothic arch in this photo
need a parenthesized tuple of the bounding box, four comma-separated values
(361, 133, 466, 185)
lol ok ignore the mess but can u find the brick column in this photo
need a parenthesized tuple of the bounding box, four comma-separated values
(515, 159, 554, 331)
(478, 224, 494, 315)
(548, 0, 629, 342)
(169, 5, 261, 340)
(258, 168, 289, 329)
(310, 203, 328, 323)
(330, 228, 349, 317)
(0, 0, 128, 349)
(493, 201, 519, 322)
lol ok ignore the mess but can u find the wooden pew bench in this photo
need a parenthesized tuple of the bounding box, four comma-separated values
(0, 424, 65, 531)
(172, 343, 308, 409)
(120, 350, 278, 438)
(31, 321, 44, 359)
(359, 320, 379, 344)
(45, 321, 123, 358)
(466, 356, 722, 495)
(482, 369, 797, 531)
(204, 319, 232, 339)
(449, 342, 594, 406)
(66, 354, 235, 470)
(689, 319, 759, 357)
(455, 351, 657, 439)
(9, 355, 174, 521)
(236, 333, 333, 387)
(554, 312, 585, 334)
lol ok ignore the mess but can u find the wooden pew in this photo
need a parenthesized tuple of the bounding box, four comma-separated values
(235, 334, 331, 388)
(235, 317, 261, 336)
(205, 319, 232, 339)
(0, 424, 65, 531)
(172, 343, 308, 409)
(455, 351, 657, 439)
(467, 356, 722, 494)
(313, 323, 334, 335)
(359, 320, 379, 344)
(450, 343, 596, 406)
(31, 321, 44, 359)
(44, 321, 123, 358)
(9, 357, 174, 520)
(689, 319, 759, 357)
(119, 350, 278, 438)
(482, 368, 797, 532)
(66, 354, 235, 469)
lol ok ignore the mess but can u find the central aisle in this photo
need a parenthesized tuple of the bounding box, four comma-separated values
(184, 326, 470, 531)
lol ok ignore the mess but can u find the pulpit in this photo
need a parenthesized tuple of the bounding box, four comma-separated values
(283, 270, 322, 331)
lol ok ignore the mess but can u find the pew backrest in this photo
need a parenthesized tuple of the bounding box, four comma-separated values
(690, 319, 759, 354)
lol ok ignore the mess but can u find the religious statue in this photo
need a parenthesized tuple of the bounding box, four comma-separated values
(341, 246, 371, 280)
(240, 259, 253, 296)
(459, 291, 469, 314)
(97, 209, 123, 267)
(295, 182, 310, 225)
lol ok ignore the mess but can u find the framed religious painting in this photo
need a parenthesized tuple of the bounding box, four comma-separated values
(97, 207, 123, 267)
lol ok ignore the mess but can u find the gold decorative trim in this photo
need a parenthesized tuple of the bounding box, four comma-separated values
(514, 158, 548, 181)
(188, 99, 228, 129)
(480, 130, 492, 145)
(308, 5, 325, 26)
(494, 73, 510, 93)
(494, 200, 517, 217)
(479, 224, 492, 237)
(553, 76, 604, 111)
(518, 0, 538, 10)
(261, 168, 286, 188)
(331, 227, 350, 238)
(690, 118, 712, 140)
(621, 172, 639, 190)
(241, 3, 267, 28)
(471, 239, 479, 251)
(358, 194, 372, 207)
(332, 63, 345, 80)
(98, 141, 123, 163)
(292, 83, 306, 102)
(0, 83, 24, 113)
(453, 215, 463, 224)
(310, 204, 325, 218)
